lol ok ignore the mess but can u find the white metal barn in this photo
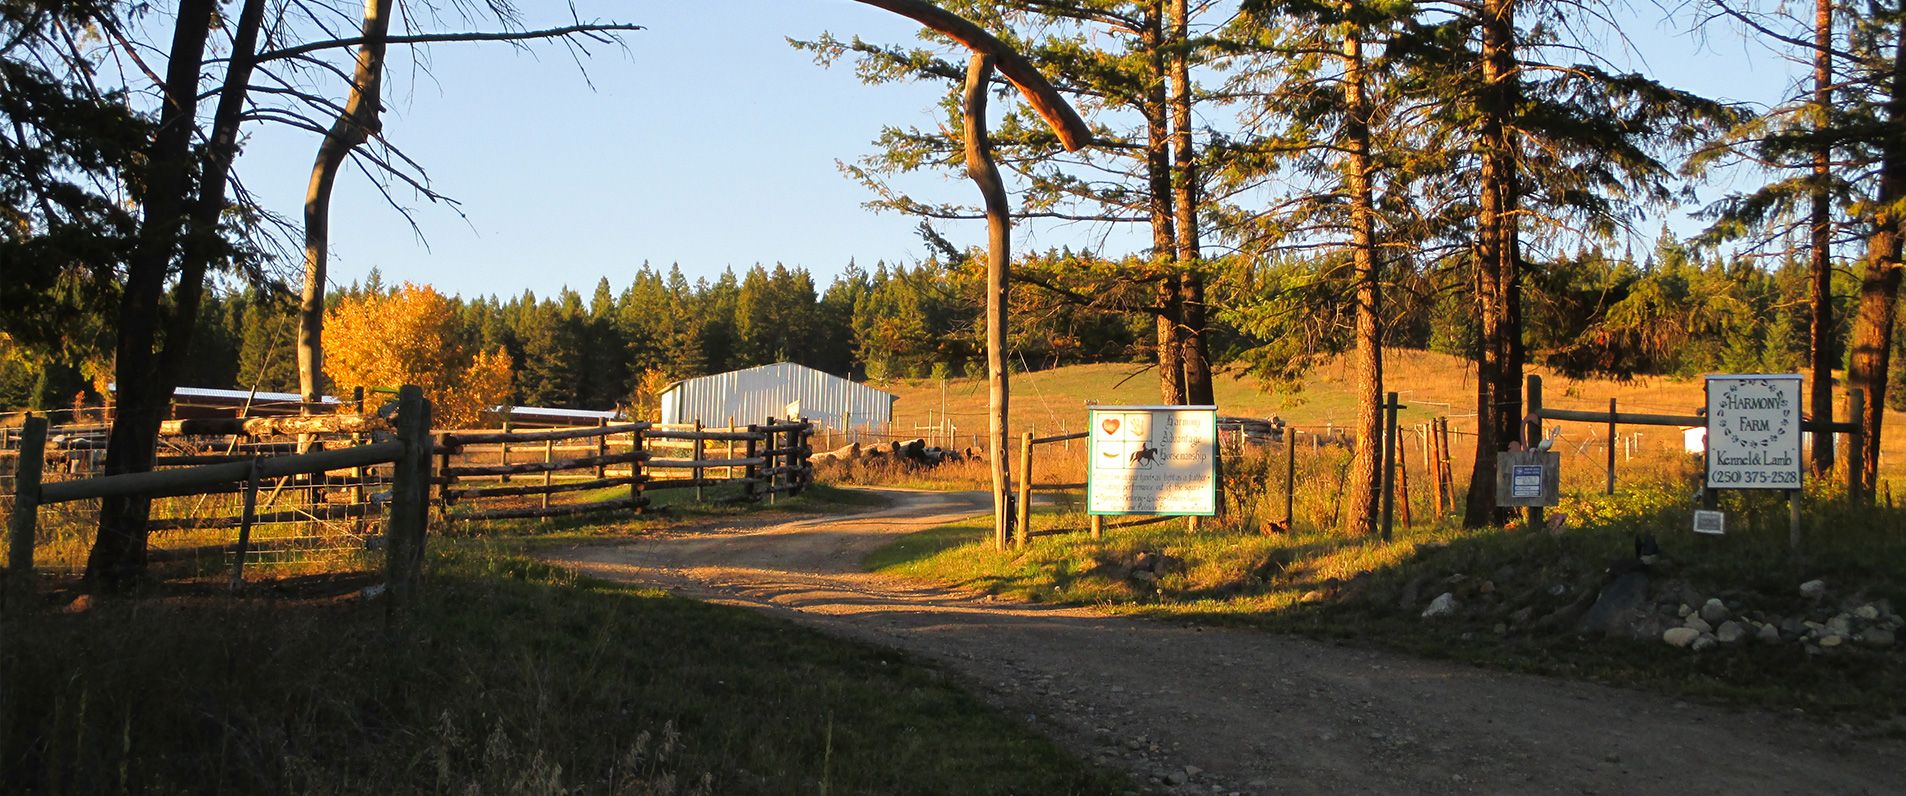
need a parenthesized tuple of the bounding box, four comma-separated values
(658, 363, 897, 429)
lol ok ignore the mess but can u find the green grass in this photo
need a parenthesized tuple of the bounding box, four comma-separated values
(0, 545, 1126, 794)
(865, 480, 1906, 722)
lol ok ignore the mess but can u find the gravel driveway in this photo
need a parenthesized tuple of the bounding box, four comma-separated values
(545, 487, 1902, 795)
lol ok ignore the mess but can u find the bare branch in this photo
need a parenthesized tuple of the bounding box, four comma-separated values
(255, 22, 646, 63)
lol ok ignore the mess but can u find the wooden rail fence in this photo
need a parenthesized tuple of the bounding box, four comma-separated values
(3, 390, 815, 605)
(431, 416, 814, 523)
(5, 385, 434, 606)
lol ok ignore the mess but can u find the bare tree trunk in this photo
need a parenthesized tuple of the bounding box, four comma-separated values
(860, 0, 1087, 544)
(299, 0, 396, 405)
(1809, 0, 1837, 475)
(964, 54, 1014, 548)
(1144, 3, 1184, 404)
(1464, 0, 1522, 528)
(1169, 0, 1213, 406)
(1341, 14, 1383, 537)
(1849, 29, 1906, 499)
(90, 0, 268, 588)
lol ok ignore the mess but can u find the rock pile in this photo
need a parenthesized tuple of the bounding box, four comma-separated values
(1647, 583, 1901, 654)
(1410, 559, 1902, 657)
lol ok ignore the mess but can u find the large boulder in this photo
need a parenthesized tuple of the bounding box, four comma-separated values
(1577, 571, 1651, 639)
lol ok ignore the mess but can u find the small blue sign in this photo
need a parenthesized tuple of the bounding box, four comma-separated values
(1511, 464, 1543, 498)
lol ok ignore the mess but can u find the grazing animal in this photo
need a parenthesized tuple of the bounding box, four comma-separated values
(1130, 443, 1159, 465)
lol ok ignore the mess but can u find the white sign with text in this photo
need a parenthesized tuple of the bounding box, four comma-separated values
(1704, 374, 1803, 490)
(1086, 406, 1217, 516)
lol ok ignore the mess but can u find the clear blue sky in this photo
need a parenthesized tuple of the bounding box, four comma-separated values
(234, 1, 1803, 300)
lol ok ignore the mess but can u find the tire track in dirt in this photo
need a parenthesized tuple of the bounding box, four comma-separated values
(545, 487, 1901, 795)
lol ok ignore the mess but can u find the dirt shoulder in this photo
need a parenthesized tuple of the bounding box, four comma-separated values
(545, 487, 1902, 795)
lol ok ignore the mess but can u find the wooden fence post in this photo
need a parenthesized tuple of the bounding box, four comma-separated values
(596, 417, 609, 479)
(1380, 392, 1400, 541)
(352, 387, 368, 506)
(1525, 375, 1545, 529)
(1606, 398, 1618, 495)
(387, 386, 432, 609)
(744, 424, 761, 501)
(693, 419, 706, 503)
(1847, 388, 1865, 501)
(542, 439, 554, 510)
(630, 425, 645, 514)
(6, 414, 48, 599)
(1396, 431, 1413, 528)
(794, 418, 812, 495)
(229, 457, 261, 590)
(766, 417, 779, 506)
(500, 415, 512, 483)
(436, 444, 452, 523)
(1439, 418, 1455, 511)
(1283, 426, 1297, 530)
(1015, 431, 1033, 548)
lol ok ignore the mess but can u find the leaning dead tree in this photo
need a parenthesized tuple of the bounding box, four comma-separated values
(963, 53, 1014, 548)
(853, 0, 1090, 547)
(291, 1, 644, 408)
(297, 0, 395, 407)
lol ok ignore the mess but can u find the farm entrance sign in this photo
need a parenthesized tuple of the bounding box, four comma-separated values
(1086, 406, 1217, 516)
(1704, 374, 1803, 490)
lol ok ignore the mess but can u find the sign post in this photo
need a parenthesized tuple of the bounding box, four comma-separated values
(1086, 406, 1218, 519)
(1703, 374, 1804, 545)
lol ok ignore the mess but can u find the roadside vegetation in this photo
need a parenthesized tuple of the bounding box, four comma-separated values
(0, 543, 1125, 794)
(867, 462, 1906, 723)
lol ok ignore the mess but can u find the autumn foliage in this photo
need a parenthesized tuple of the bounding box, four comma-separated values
(325, 282, 511, 427)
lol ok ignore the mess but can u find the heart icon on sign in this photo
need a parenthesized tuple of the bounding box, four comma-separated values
(1101, 418, 1120, 435)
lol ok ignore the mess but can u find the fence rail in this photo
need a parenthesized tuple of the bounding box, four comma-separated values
(3, 394, 814, 603)
(5, 386, 433, 603)
(1526, 374, 1867, 504)
(430, 415, 813, 521)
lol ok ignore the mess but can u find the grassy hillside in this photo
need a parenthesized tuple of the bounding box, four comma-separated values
(869, 349, 1906, 485)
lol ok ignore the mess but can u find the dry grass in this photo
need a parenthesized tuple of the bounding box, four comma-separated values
(863, 349, 1906, 487)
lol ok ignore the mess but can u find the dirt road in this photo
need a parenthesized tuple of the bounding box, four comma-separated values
(547, 488, 1902, 795)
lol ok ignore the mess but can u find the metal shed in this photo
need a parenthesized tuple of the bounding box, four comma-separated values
(659, 363, 897, 429)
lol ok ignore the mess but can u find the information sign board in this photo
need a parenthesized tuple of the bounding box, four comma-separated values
(1510, 465, 1544, 499)
(1704, 374, 1803, 490)
(1086, 405, 1217, 516)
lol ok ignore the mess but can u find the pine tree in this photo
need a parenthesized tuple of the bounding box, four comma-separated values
(1842, 2, 1906, 493)
(793, 0, 1227, 403)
